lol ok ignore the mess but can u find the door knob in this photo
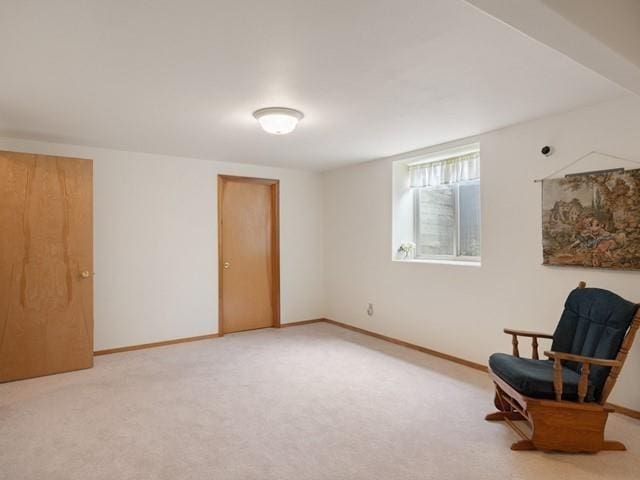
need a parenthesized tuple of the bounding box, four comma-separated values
(223, 262, 230, 269)
(81, 270, 90, 278)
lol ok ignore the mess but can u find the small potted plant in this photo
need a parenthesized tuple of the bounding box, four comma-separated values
(398, 241, 416, 259)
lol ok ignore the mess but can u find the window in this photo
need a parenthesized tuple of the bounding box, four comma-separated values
(409, 148, 481, 261)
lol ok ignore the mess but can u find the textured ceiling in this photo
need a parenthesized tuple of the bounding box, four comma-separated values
(0, 0, 624, 170)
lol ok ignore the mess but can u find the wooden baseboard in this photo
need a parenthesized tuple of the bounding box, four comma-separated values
(279, 318, 327, 328)
(94, 333, 219, 355)
(318, 318, 640, 420)
(322, 318, 487, 372)
(92, 317, 640, 420)
(93, 318, 326, 355)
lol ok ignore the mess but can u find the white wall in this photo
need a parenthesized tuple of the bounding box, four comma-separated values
(0, 138, 324, 350)
(323, 95, 640, 410)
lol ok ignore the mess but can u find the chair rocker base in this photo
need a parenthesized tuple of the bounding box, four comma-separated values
(487, 368, 626, 453)
(485, 411, 526, 422)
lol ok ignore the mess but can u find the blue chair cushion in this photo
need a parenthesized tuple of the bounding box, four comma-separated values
(551, 287, 637, 401)
(489, 352, 596, 402)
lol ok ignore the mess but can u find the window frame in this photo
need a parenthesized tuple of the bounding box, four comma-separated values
(413, 178, 481, 263)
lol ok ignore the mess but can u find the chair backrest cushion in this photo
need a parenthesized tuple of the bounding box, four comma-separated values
(551, 287, 637, 401)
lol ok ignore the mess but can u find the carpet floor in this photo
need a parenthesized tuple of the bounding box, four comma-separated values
(0, 322, 639, 480)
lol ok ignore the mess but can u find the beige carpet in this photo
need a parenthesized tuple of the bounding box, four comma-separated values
(1, 323, 639, 480)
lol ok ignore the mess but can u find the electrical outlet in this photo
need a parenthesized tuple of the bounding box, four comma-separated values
(367, 303, 374, 316)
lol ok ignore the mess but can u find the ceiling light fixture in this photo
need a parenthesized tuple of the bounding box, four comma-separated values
(253, 107, 304, 135)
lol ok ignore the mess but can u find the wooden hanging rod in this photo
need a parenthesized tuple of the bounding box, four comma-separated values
(565, 167, 625, 178)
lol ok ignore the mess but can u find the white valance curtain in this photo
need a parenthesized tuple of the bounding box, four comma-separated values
(409, 152, 480, 188)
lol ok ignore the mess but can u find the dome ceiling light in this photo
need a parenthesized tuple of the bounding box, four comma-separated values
(253, 107, 304, 135)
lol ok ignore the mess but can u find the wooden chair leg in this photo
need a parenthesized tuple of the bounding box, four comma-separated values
(603, 441, 626, 451)
(485, 411, 526, 421)
(511, 440, 536, 451)
(487, 385, 526, 421)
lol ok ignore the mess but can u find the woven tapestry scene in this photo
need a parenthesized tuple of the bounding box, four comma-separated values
(542, 169, 640, 269)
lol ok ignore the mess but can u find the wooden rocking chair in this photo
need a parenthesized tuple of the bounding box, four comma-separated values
(486, 282, 640, 453)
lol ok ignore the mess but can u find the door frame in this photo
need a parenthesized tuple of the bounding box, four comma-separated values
(217, 175, 280, 336)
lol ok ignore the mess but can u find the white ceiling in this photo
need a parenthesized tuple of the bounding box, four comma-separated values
(466, 0, 640, 98)
(0, 0, 625, 171)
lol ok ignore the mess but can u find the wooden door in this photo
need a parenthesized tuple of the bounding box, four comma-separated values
(0, 151, 93, 382)
(218, 175, 279, 334)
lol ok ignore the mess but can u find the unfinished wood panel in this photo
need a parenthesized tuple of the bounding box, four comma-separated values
(0, 151, 93, 382)
(218, 176, 279, 334)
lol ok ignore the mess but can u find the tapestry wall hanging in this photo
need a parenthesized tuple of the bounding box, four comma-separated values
(542, 169, 640, 269)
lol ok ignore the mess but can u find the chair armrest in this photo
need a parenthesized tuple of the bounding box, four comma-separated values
(543, 351, 621, 403)
(503, 328, 553, 359)
(503, 328, 554, 339)
(543, 351, 621, 367)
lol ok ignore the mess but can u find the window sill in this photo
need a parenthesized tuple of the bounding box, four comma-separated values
(392, 258, 481, 267)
